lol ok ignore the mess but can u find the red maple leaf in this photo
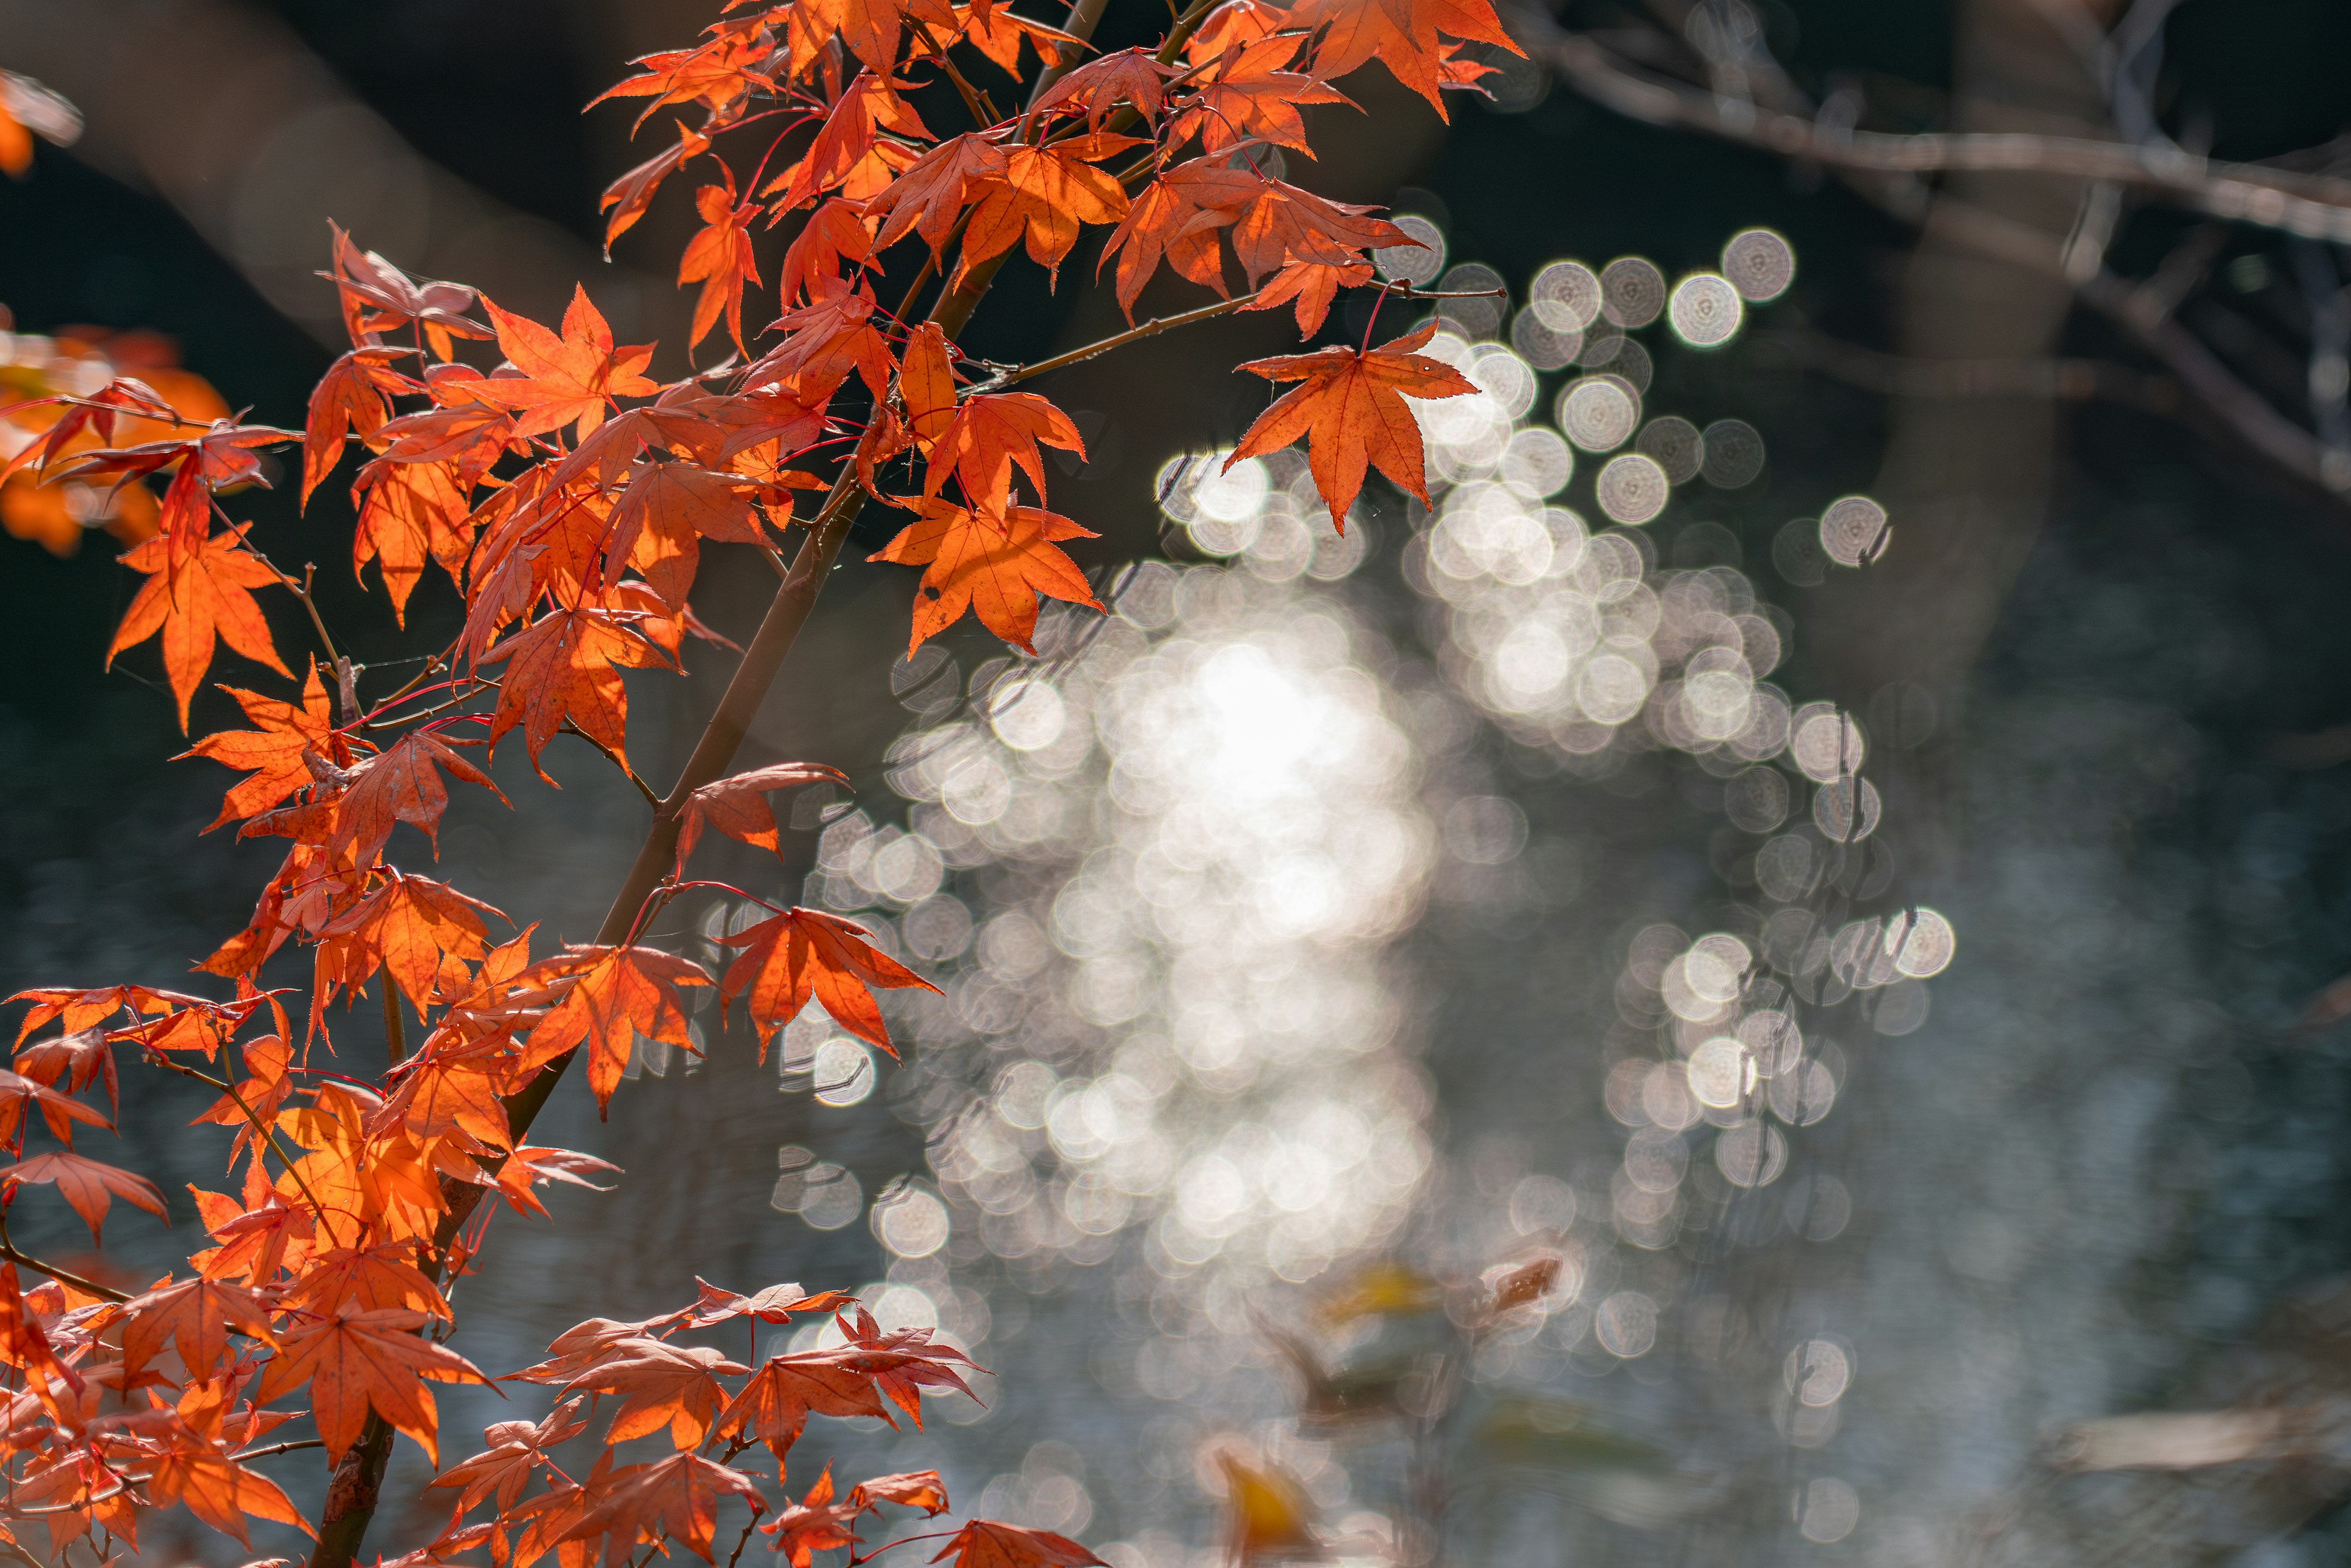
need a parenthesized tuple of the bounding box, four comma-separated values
(474, 286, 659, 441)
(719, 907, 937, 1057)
(868, 499, 1103, 654)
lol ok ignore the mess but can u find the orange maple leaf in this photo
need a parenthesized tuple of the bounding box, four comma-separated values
(761, 1465, 861, 1568)
(956, 135, 1142, 287)
(563, 1338, 746, 1447)
(866, 133, 1010, 261)
(931, 1520, 1105, 1568)
(432, 1397, 587, 1517)
(590, 19, 779, 127)
(601, 121, 716, 252)
(719, 907, 938, 1057)
(1228, 320, 1477, 528)
(674, 761, 849, 866)
(519, 945, 713, 1112)
(182, 661, 341, 831)
(351, 456, 475, 625)
(0, 1153, 165, 1241)
(303, 346, 418, 506)
(143, 1423, 313, 1547)
(474, 286, 659, 441)
(321, 874, 504, 1019)
(107, 527, 291, 733)
(768, 70, 932, 214)
(479, 604, 667, 775)
(1164, 37, 1352, 156)
(13, 1021, 119, 1122)
(685, 1279, 852, 1330)
(773, 0, 959, 74)
(249, 1305, 489, 1465)
(868, 500, 1103, 655)
(556, 1450, 765, 1564)
(711, 1349, 888, 1461)
(1284, 0, 1521, 114)
(320, 728, 508, 870)
(855, 1471, 950, 1515)
(118, 1275, 276, 1382)
(778, 199, 882, 309)
(921, 392, 1084, 514)
(1028, 48, 1176, 133)
(680, 171, 763, 354)
(283, 1242, 453, 1321)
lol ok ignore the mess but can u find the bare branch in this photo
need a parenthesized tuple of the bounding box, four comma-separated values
(1513, 13, 2351, 242)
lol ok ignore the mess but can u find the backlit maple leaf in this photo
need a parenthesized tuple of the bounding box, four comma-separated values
(1027, 48, 1175, 132)
(303, 347, 418, 506)
(106, 527, 291, 733)
(479, 605, 667, 775)
(118, 1275, 275, 1382)
(868, 500, 1103, 655)
(322, 222, 491, 358)
(719, 907, 938, 1057)
(931, 1520, 1105, 1568)
(1284, 0, 1521, 114)
(921, 393, 1085, 514)
(183, 661, 340, 831)
(474, 286, 659, 441)
(562, 1338, 746, 1447)
(249, 1306, 489, 1465)
(681, 170, 763, 353)
(432, 1397, 587, 1517)
(1164, 37, 1352, 156)
(761, 1465, 861, 1568)
(0, 1153, 165, 1241)
(555, 1450, 765, 1564)
(955, 135, 1142, 287)
(710, 1349, 888, 1461)
(1228, 320, 1477, 528)
(768, 70, 932, 214)
(320, 874, 504, 1019)
(320, 728, 508, 870)
(519, 945, 713, 1112)
(142, 1422, 312, 1548)
(674, 762, 849, 866)
(351, 456, 474, 625)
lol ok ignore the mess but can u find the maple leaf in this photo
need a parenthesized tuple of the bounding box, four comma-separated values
(898, 323, 958, 455)
(686, 1280, 852, 1330)
(590, 21, 779, 128)
(854, 1471, 950, 1515)
(558, 1451, 765, 1564)
(0, 1153, 165, 1241)
(351, 457, 475, 625)
(1027, 48, 1176, 132)
(55, 418, 300, 571)
(778, 200, 881, 309)
(13, 1023, 119, 1122)
(1183, 0, 1284, 61)
(0, 1068, 113, 1149)
(432, 1396, 587, 1517)
(749, 283, 898, 405)
(1164, 37, 1352, 156)
(282, 1241, 454, 1321)
(1, 376, 179, 483)
(304, 347, 418, 506)
(183, 661, 342, 831)
(770, 70, 932, 214)
(834, 1305, 978, 1420)
(601, 459, 768, 609)
(480, 606, 667, 776)
(1220, 176, 1410, 291)
(318, 728, 507, 871)
(602, 121, 716, 253)
(190, 1184, 313, 1285)
(519, 945, 713, 1112)
(322, 223, 492, 358)
(1228, 320, 1477, 528)
(777, 0, 959, 73)
(710, 1349, 888, 1461)
(955, 136, 1142, 287)
(868, 500, 1103, 655)
(142, 1420, 314, 1548)
(681, 170, 764, 354)
(474, 287, 659, 441)
(866, 134, 1010, 261)
(564, 1338, 746, 1447)
(939, 0, 1086, 78)
(719, 907, 937, 1057)
(321, 874, 504, 1019)
(762, 1465, 861, 1568)
(107, 528, 291, 733)
(1242, 232, 1375, 337)
(1283, 0, 1521, 114)
(249, 1306, 489, 1465)
(118, 1275, 275, 1382)
(0, 1265, 84, 1419)
(931, 1521, 1104, 1568)
(921, 393, 1084, 514)
(1098, 160, 1259, 320)
(505, 1310, 696, 1386)
(675, 762, 849, 867)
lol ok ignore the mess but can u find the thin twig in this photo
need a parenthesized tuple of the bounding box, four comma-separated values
(1517, 14, 2351, 242)
(231, 1438, 329, 1462)
(559, 722, 662, 808)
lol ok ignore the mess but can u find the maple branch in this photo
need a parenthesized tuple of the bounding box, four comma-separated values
(381, 981, 408, 1068)
(1516, 15, 2351, 242)
(724, 1517, 760, 1568)
(0, 1212, 129, 1304)
(231, 1438, 328, 1461)
(981, 293, 1260, 389)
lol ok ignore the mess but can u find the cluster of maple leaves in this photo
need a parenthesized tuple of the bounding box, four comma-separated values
(0, 0, 1504, 1558)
